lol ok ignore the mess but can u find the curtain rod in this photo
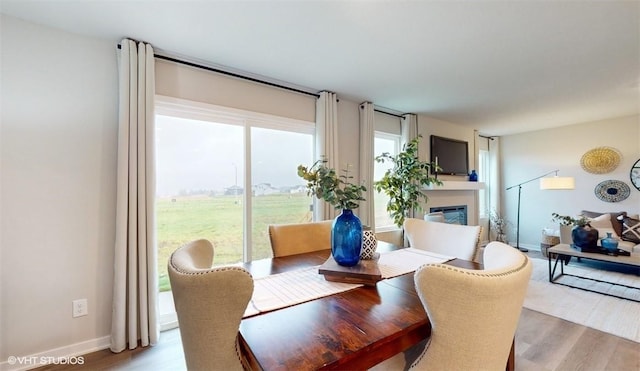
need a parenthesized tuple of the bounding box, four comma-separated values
(155, 54, 320, 98)
(117, 43, 320, 98)
(374, 109, 404, 119)
(479, 134, 495, 140)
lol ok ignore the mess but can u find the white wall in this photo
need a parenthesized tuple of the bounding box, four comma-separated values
(1, 15, 118, 361)
(155, 58, 316, 123)
(500, 115, 640, 250)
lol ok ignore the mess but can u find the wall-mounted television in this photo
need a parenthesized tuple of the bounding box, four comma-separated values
(430, 135, 469, 176)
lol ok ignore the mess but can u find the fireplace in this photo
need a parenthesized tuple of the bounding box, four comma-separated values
(429, 205, 467, 225)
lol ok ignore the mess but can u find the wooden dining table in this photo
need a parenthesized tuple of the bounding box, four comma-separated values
(238, 242, 514, 370)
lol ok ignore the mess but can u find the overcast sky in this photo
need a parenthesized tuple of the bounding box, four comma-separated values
(155, 115, 313, 196)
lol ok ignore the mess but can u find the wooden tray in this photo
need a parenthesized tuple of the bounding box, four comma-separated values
(318, 254, 382, 286)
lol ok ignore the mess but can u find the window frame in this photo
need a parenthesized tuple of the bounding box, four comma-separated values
(155, 95, 315, 262)
(478, 149, 490, 219)
(373, 131, 401, 232)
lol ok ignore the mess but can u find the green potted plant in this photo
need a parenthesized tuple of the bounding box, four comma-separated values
(297, 159, 366, 210)
(297, 159, 366, 266)
(551, 213, 597, 249)
(373, 135, 442, 229)
(551, 213, 589, 228)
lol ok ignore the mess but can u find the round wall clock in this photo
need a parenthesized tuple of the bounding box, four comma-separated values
(631, 158, 640, 191)
(594, 180, 630, 202)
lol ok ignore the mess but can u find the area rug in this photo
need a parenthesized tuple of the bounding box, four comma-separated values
(525, 257, 640, 343)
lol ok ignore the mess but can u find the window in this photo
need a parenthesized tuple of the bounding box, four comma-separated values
(155, 97, 314, 292)
(374, 132, 400, 231)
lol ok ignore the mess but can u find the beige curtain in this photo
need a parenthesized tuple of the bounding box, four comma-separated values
(488, 136, 502, 240)
(401, 113, 418, 220)
(111, 39, 159, 352)
(401, 113, 418, 150)
(359, 102, 375, 228)
(315, 91, 339, 220)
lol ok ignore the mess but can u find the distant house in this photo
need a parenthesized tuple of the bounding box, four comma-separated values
(224, 185, 243, 196)
(253, 183, 279, 196)
(288, 185, 307, 194)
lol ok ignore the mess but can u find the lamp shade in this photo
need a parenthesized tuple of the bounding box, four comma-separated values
(540, 176, 575, 190)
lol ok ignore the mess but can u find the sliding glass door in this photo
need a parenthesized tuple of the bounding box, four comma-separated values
(154, 97, 314, 326)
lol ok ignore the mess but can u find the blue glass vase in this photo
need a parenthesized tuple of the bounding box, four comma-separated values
(331, 209, 363, 266)
(601, 232, 619, 252)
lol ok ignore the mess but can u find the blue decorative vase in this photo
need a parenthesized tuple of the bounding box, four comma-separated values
(469, 170, 478, 182)
(601, 232, 619, 252)
(571, 225, 598, 249)
(331, 209, 363, 266)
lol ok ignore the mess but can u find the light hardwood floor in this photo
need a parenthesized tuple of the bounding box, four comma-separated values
(33, 307, 639, 371)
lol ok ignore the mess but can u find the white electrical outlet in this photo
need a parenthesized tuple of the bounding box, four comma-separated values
(72, 299, 88, 318)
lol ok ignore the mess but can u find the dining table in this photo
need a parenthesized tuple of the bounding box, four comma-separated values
(238, 241, 515, 371)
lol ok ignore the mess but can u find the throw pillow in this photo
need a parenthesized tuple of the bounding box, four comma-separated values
(620, 216, 640, 243)
(586, 213, 619, 239)
(581, 210, 627, 238)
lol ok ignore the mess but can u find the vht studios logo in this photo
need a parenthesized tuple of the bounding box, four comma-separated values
(7, 356, 85, 366)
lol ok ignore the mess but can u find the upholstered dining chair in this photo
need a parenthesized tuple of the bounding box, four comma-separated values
(403, 218, 482, 261)
(268, 220, 333, 257)
(168, 239, 254, 371)
(409, 241, 532, 370)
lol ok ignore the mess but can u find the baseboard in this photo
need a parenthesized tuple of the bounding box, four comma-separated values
(521, 243, 540, 252)
(160, 312, 178, 331)
(504, 242, 539, 252)
(0, 336, 110, 371)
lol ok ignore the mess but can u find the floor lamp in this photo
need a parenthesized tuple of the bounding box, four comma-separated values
(506, 170, 575, 252)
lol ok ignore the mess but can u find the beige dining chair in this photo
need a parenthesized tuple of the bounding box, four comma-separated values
(403, 218, 482, 261)
(268, 220, 333, 257)
(409, 241, 532, 370)
(168, 239, 254, 371)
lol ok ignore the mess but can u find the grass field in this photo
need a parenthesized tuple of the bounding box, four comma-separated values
(156, 193, 312, 291)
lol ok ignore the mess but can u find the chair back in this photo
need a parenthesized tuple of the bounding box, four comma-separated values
(403, 218, 481, 260)
(410, 241, 532, 370)
(268, 220, 332, 257)
(168, 239, 254, 370)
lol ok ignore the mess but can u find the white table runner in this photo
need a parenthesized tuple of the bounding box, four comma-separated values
(243, 248, 454, 318)
(244, 266, 361, 317)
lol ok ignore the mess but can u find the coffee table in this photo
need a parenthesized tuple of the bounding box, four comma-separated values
(547, 243, 640, 302)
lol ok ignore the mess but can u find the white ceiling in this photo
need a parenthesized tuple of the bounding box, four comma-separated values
(2, 1, 639, 135)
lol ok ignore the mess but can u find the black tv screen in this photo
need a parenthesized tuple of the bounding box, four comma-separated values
(430, 135, 469, 176)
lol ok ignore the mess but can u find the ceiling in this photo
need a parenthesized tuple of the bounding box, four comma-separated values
(2, 1, 639, 136)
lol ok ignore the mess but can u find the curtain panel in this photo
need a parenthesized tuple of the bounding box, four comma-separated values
(359, 102, 375, 228)
(488, 136, 502, 240)
(315, 91, 339, 221)
(401, 113, 418, 150)
(400, 113, 418, 221)
(111, 39, 159, 352)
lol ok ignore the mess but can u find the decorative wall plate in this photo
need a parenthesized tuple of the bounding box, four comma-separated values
(580, 147, 622, 174)
(631, 159, 640, 191)
(594, 180, 630, 203)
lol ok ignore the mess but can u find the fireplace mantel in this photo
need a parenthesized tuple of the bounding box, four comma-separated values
(423, 181, 485, 191)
